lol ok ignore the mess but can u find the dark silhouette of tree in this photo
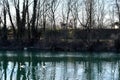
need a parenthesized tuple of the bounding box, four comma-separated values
(14, 0, 21, 40)
(48, 0, 60, 30)
(26, 0, 31, 40)
(13, 0, 28, 41)
(66, 0, 72, 29)
(31, 0, 38, 41)
(115, 0, 120, 28)
(71, 0, 79, 29)
(2, 0, 7, 41)
(10, 62, 16, 80)
(3, 56, 7, 80)
(96, 0, 106, 28)
(6, 0, 16, 40)
(42, 0, 47, 32)
(0, 0, 118, 51)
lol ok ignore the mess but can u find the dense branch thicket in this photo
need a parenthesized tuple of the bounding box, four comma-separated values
(0, 0, 119, 51)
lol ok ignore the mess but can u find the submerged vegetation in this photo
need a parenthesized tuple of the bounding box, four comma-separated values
(0, 0, 120, 51)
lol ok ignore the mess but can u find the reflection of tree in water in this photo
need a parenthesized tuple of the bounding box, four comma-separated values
(1, 56, 120, 80)
(10, 61, 16, 80)
(51, 62, 56, 80)
(96, 61, 102, 80)
(3, 56, 8, 80)
(35, 62, 41, 80)
(83, 61, 105, 80)
(118, 61, 120, 80)
(63, 61, 67, 80)
(73, 62, 77, 79)
(84, 61, 92, 80)
(111, 61, 117, 80)
(32, 61, 37, 80)
(25, 61, 31, 80)
(83, 57, 94, 80)
(17, 61, 26, 80)
(0, 62, 3, 80)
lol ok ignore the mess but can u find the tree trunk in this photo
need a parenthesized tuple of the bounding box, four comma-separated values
(6, 0, 16, 40)
(2, 4, 7, 41)
(31, 0, 38, 41)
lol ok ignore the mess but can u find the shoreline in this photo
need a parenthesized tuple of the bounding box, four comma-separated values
(0, 44, 118, 53)
(0, 39, 119, 53)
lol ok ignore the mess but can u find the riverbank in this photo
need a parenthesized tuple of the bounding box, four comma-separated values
(0, 39, 118, 52)
(0, 29, 120, 52)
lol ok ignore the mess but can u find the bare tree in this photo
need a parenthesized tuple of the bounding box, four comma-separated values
(42, 0, 48, 32)
(31, 0, 38, 40)
(13, 0, 21, 40)
(85, 0, 96, 29)
(47, 0, 60, 30)
(70, 0, 80, 29)
(79, 0, 96, 30)
(12, 0, 31, 41)
(6, 0, 16, 39)
(115, 0, 120, 28)
(26, 0, 31, 39)
(60, 0, 76, 29)
(21, 0, 28, 40)
(78, 0, 96, 43)
(96, 0, 106, 28)
(60, 2, 66, 29)
(66, 0, 71, 28)
(0, 17, 3, 29)
(2, 0, 7, 41)
(109, 4, 115, 29)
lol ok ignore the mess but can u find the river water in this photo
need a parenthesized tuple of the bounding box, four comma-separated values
(0, 51, 120, 80)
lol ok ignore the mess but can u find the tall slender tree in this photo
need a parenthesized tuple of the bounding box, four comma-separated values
(96, 0, 106, 28)
(2, 0, 7, 41)
(48, 0, 60, 30)
(31, 0, 38, 40)
(115, 0, 120, 28)
(6, 0, 16, 39)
